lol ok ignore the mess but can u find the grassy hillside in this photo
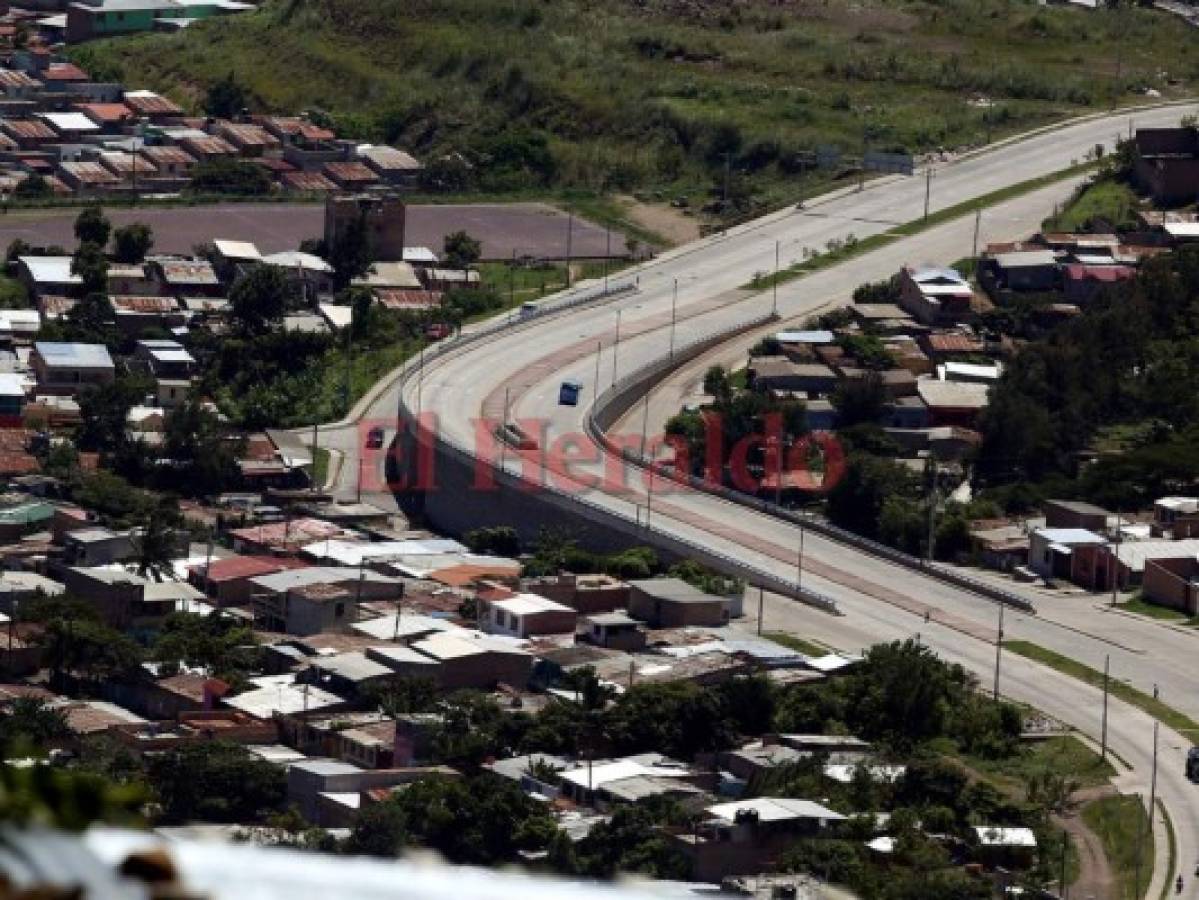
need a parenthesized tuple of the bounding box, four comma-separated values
(72, 0, 1197, 211)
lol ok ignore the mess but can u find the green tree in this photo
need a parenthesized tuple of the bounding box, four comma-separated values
(6, 237, 31, 264)
(826, 453, 917, 539)
(148, 741, 286, 824)
(832, 371, 887, 427)
(229, 264, 290, 333)
(112, 222, 154, 263)
(14, 174, 51, 198)
(463, 525, 521, 556)
(74, 205, 111, 248)
(152, 611, 257, 682)
(36, 617, 142, 686)
(160, 395, 243, 496)
(703, 365, 732, 403)
(0, 764, 143, 831)
(603, 681, 736, 758)
(575, 805, 690, 879)
(345, 801, 408, 857)
(387, 775, 557, 865)
(134, 495, 184, 578)
(443, 230, 481, 271)
(189, 158, 271, 196)
(75, 375, 150, 454)
(368, 676, 439, 716)
(71, 242, 109, 298)
(328, 209, 374, 290)
(60, 292, 116, 347)
(204, 71, 248, 119)
(0, 697, 71, 752)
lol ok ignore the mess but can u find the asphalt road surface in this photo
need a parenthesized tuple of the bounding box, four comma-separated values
(0, 201, 616, 260)
(325, 103, 1199, 898)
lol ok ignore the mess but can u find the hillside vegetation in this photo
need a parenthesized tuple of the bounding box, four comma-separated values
(73, 0, 1196, 209)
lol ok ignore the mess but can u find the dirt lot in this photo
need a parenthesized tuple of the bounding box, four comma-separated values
(617, 195, 702, 246)
(0, 201, 621, 261)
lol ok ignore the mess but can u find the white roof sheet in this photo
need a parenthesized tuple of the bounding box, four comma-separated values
(225, 678, 343, 718)
(261, 251, 333, 273)
(20, 256, 80, 285)
(300, 538, 467, 566)
(402, 247, 438, 264)
(823, 764, 906, 784)
(974, 826, 1037, 847)
(38, 112, 99, 132)
(213, 239, 261, 261)
(1034, 528, 1105, 546)
(560, 758, 692, 790)
(351, 614, 463, 641)
(490, 593, 574, 616)
(251, 566, 400, 593)
(34, 341, 113, 369)
(1164, 222, 1199, 238)
(1113, 538, 1199, 572)
(994, 250, 1057, 268)
(410, 631, 529, 662)
(319, 304, 353, 330)
(706, 798, 846, 824)
(775, 330, 834, 344)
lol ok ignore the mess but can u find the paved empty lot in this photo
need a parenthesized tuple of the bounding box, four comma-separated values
(0, 201, 618, 260)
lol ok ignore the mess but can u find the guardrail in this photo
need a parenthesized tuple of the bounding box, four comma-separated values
(585, 335, 1036, 615)
(394, 283, 842, 614)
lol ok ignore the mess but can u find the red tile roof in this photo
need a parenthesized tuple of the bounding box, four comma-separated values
(45, 63, 88, 82)
(924, 333, 984, 354)
(123, 91, 183, 116)
(1062, 264, 1137, 283)
(190, 554, 307, 582)
(76, 102, 133, 125)
(375, 289, 443, 310)
(322, 161, 377, 184)
(3, 119, 55, 141)
(282, 171, 337, 192)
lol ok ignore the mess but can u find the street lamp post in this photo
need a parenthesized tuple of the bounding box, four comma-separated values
(669, 279, 678, 359)
(611, 308, 622, 385)
(772, 239, 780, 317)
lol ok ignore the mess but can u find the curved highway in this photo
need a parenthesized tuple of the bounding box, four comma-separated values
(384, 103, 1199, 896)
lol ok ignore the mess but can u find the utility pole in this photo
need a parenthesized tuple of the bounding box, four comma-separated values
(310, 421, 318, 495)
(925, 462, 937, 566)
(923, 166, 934, 220)
(509, 247, 516, 309)
(356, 458, 364, 503)
(640, 391, 650, 458)
(723, 152, 731, 210)
(344, 308, 353, 414)
(797, 522, 806, 591)
(993, 602, 1005, 701)
(1101, 653, 1110, 762)
(859, 126, 868, 192)
(593, 340, 602, 394)
(971, 208, 982, 260)
(603, 228, 610, 293)
(757, 585, 764, 636)
(611, 308, 622, 384)
(771, 239, 780, 316)
(564, 211, 574, 289)
(645, 455, 654, 530)
(669, 279, 678, 359)
(1111, 509, 1122, 606)
(499, 386, 511, 472)
(416, 345, 426, 414)
(1059, 833, 1068, 900)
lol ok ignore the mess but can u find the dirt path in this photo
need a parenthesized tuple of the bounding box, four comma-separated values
(615, 194, 701, 246)
(1056, 787, 1119, 900)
